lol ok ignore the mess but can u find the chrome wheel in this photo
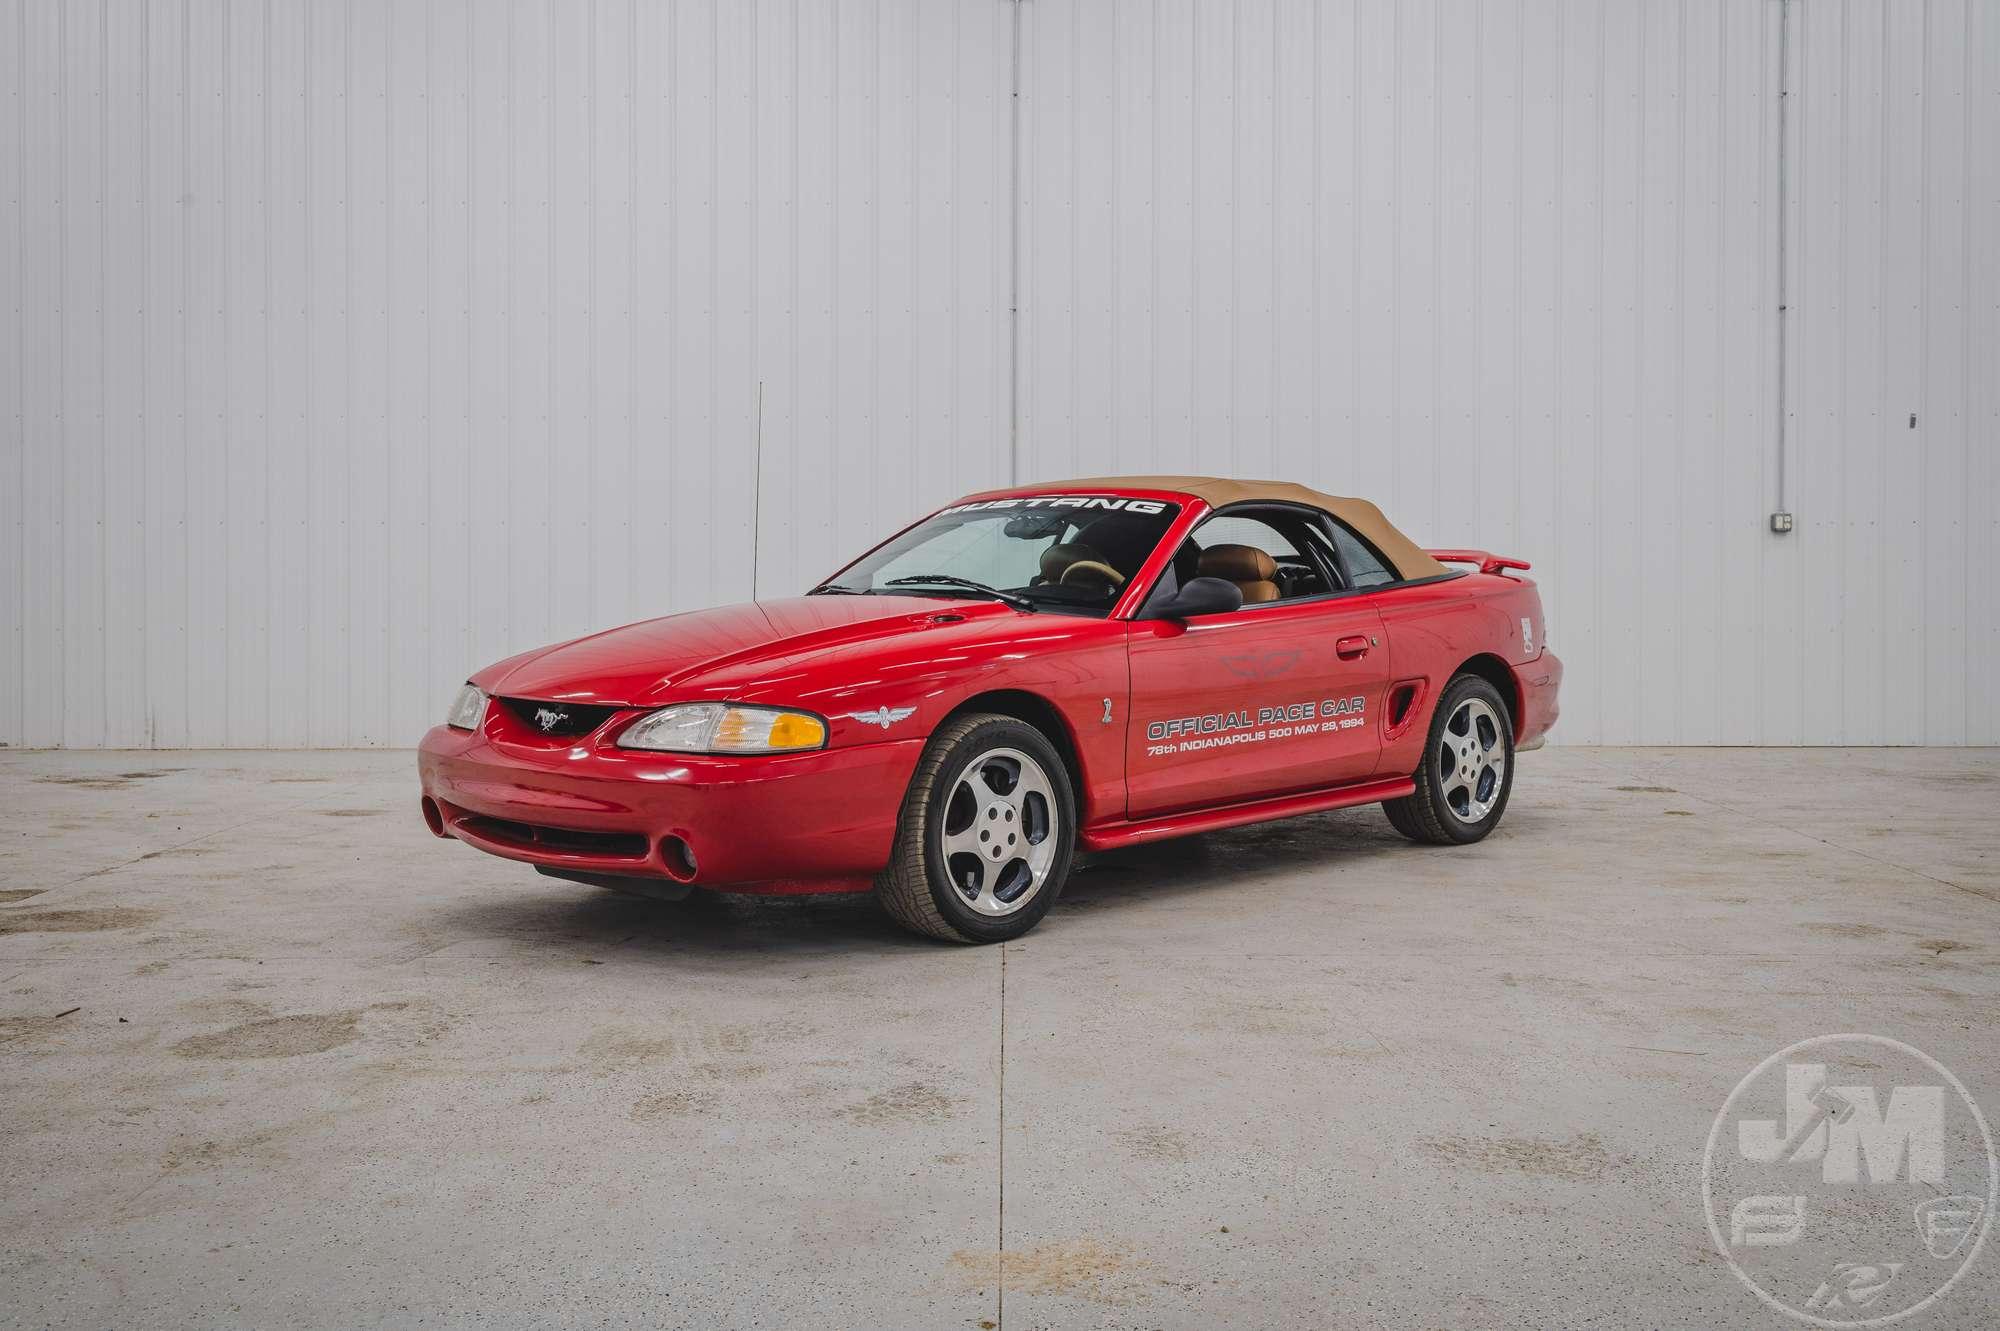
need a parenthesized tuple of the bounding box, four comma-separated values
(1438, 696, 1507, 823)
(937, 746, 1060, 916)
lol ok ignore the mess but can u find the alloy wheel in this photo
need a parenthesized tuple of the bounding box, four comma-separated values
(937, 746, 1060, 916)
(1438, 696, 1507, 823)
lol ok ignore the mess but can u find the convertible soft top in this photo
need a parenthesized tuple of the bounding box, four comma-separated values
(991, 475, 1450, 582)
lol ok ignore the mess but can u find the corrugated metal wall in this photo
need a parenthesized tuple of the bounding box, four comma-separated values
(4, 0, 1996, 747)
(1018, 0, 1998, 746)
(3, 0, 1014, 747)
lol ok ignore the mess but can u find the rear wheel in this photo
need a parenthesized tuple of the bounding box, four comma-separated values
(875, 714, 1075, 943)
(1381, 674, 1515, 845)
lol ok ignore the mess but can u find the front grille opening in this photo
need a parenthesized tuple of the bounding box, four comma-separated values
(498, 697, 620, 738)
(458, 815, 649, 860)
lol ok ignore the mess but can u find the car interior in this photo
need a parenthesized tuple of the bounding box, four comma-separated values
(1158, 508, 1353, 609)
(1033, 505, 1399, 611)
(1194, 543, 1286, 602)
(1030, 512, 1172, 594)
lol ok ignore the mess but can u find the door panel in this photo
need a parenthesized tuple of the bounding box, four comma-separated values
(1124, 598, 1389, 818)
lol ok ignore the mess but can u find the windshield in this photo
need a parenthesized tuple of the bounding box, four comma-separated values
(821, 495, 1183, 615)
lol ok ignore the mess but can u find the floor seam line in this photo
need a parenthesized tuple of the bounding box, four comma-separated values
(997, 938, 1007, 1331)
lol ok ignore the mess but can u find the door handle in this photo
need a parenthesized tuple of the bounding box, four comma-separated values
(1336, 635, 1372, 660)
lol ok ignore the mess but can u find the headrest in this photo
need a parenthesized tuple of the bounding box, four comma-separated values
(1039, 542, 1105, 580)
(1197, 544, 1278, 582)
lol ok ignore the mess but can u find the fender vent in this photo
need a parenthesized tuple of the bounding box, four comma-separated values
(1386, 683, 1422, 732)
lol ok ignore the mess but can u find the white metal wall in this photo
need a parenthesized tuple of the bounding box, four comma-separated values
(3, 0, 1013, 747)
(1019, 0, 1998, 746)
(4, 0, 1996, 748)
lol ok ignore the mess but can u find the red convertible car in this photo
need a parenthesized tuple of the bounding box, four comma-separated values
(418, 476, 1561, 942)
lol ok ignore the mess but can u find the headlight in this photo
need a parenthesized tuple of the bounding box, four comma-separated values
(445, 684, 488, 731)
(617, 703, 827, 754)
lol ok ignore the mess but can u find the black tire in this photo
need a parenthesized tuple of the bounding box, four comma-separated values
(1381, 673, 1515, 845)
(875, 713, 1077, 943)
(1380, 793, 1425, 841)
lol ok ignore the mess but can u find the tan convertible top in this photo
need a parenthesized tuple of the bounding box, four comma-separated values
(1001, 475, 1448, 582)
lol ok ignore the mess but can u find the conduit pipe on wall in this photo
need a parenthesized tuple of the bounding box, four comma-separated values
(1007, 0, 1026, 484)
(1771, 0, 1794, 535)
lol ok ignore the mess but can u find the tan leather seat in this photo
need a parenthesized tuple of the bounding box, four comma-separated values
(1196, 544, 1280, 604)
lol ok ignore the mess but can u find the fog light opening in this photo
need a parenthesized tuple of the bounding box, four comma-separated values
(660, 835, 698, 882)
(421, 796, 446, 837)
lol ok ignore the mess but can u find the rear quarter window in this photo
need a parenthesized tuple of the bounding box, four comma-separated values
(1329, 523, 1397, 588)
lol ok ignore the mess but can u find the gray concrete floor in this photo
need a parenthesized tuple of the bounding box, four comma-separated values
(2, 747, 1996, 1329)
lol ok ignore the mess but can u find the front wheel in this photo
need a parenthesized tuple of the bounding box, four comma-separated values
(1382, 674, 1515, 845)
(875, 714, 1076, 943)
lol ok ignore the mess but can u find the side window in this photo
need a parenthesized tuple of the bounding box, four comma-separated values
(1183, 510, 1333, 603)
(1192, 515, 1300, 558)
(1328, 521, 1397, 588)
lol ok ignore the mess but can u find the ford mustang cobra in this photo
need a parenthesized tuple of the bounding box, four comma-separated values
(418, 476, 1562, 942)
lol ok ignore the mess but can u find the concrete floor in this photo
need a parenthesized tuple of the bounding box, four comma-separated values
(2, 747, 1996, 1329)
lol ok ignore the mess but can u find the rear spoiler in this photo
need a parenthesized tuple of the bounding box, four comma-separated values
(1426, 549, 1532, 577)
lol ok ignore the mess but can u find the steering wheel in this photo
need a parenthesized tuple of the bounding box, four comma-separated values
(1059, 560, 1126, 588)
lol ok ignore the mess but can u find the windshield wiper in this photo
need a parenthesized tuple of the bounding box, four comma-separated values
(807, 583, 864, 595)
(882, 574, 1036, 612)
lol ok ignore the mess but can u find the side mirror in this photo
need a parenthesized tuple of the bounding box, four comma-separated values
(1144, 576, 1244, 620)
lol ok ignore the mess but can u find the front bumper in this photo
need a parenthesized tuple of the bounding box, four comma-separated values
(417, 725, 925, 894)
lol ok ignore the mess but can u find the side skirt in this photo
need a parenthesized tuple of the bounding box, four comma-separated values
(1079, 775, 1417, 853)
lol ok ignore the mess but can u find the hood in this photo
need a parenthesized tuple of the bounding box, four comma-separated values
(476, 595, 1009, 707)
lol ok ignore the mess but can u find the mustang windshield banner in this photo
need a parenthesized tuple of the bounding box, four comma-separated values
(937, 495, 1172, 516)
